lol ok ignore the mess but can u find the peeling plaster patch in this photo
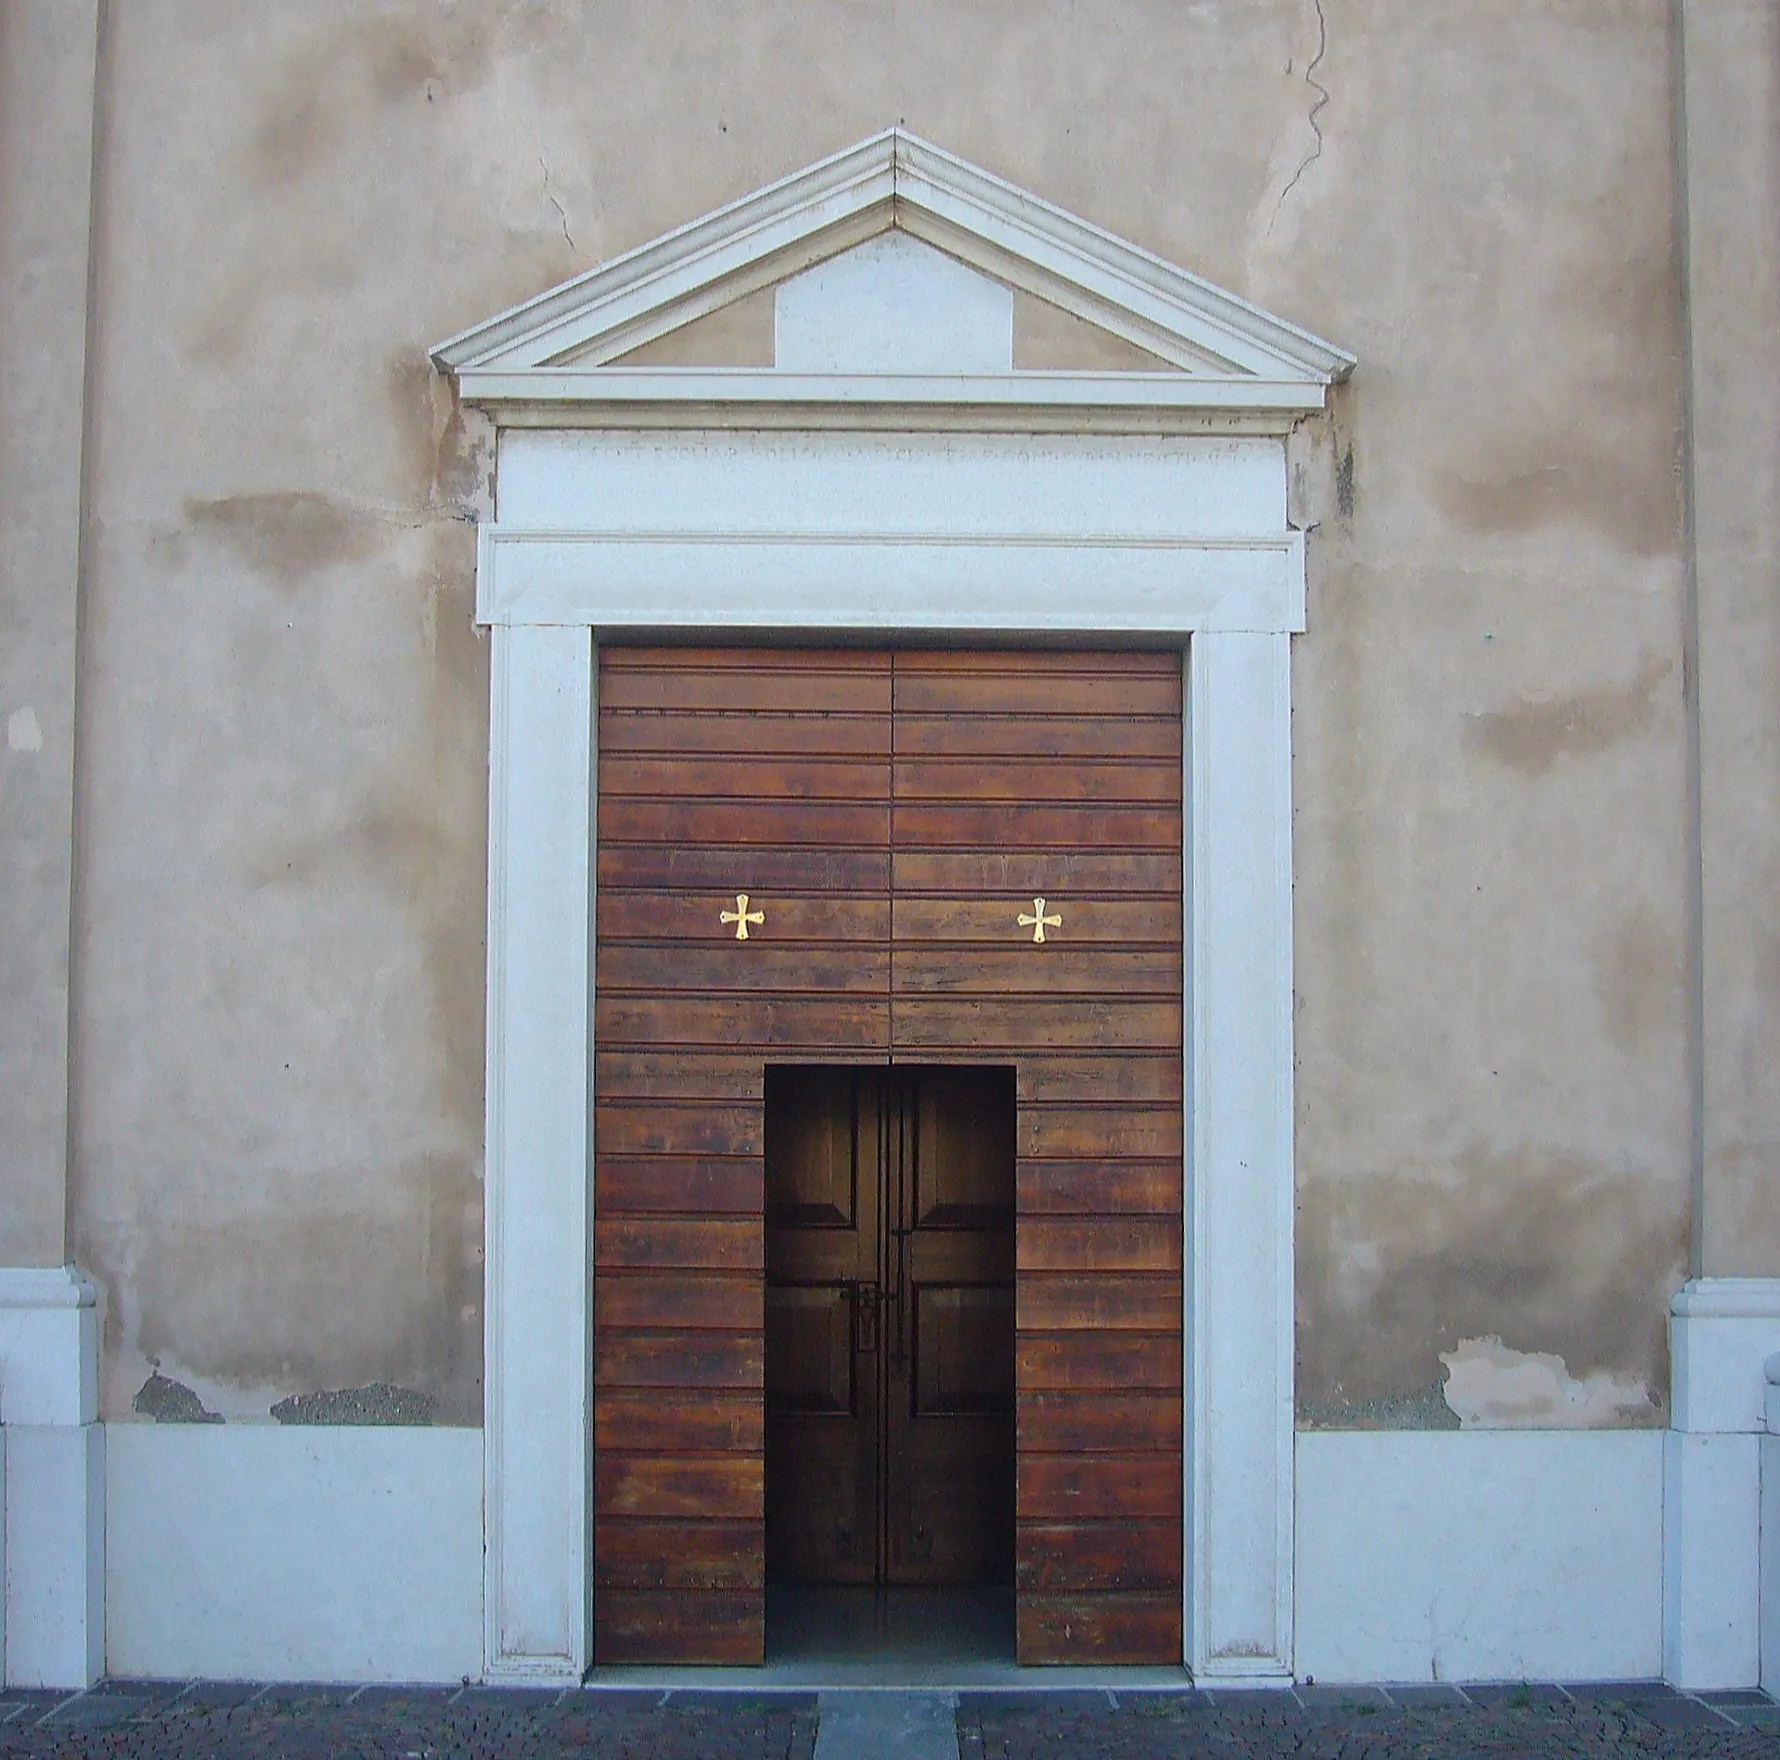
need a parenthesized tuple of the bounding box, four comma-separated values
(132, 1372, 223, 1424)
(1440, 1335, 1657, 1429)
(1298, 1381, 1459, 1432)
(271, 1382, 437, 1426)
(1465, 653, 1671, 776)
(6, 705, 43, 752)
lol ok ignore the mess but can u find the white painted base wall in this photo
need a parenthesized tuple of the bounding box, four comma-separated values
(106, 1426, 482, 1683)
(1295, 1431, 1664, 1684)
(4, 1424, 104, 1689)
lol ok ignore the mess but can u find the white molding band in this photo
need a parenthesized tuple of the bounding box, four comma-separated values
(475, 527, 1305, 637)
(482, 626, 594, 1681)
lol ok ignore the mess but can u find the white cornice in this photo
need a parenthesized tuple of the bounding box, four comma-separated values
(431, 128, 1354, 424)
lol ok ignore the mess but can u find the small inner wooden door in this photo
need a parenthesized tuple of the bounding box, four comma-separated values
(765, 1065, 1016, 1588)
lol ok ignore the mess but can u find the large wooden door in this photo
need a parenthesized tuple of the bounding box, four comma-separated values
(594, 645, 1182, 1666)
(765, 1066, 1016, 1589)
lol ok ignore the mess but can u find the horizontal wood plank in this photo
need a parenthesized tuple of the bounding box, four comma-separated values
(892, 998, 1181, 1052)
(596, 1520, 765, 1591)
(895, 897, 1180, 946)
(604, 756, 893, 801)
(597, 1155, 762, 1215)
(596, 1103, 762, 1158)
(596, 1271, 761, 1333)
(594, 1453, 763, 1520)
(892, 948, 1181, 998)
(594, 1591, 764, 1665)
(1015, 1055, 1182, 1106)
(602, 710, 891, 756)
(1018, 1275, 1182, 1332)
(600, 895, 891, 945)
(895, 713, 1179, 761)
(1019, 1452, 1182, 1521)
(596, 1389, 763, 1454)
(601, 798, 892, 848)
(894, 758, 1180, 805)
(599, 845, 891, 893)
(596, 1331, 764, 1390)
(892, 804, 1181, 851)
(1018, 1217, 1182, 1273)
(1016, 1521, 1183, 1593)
(892, 850, 1180, 896)
(1018, 1391, 1181, 1454)
(894, 670, 1181, 720)
(595, 1217, 763, 1271)
(1017, 1158, 1181, 1216)
(1019, 1106, 1183, 1159)
(1017, 1592, 1182, 1665)
(1018, 1332, 1182, 1391)
(597, 994, 890, 1051)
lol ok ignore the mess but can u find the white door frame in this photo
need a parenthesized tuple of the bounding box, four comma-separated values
(475, 427, 1300, 1685)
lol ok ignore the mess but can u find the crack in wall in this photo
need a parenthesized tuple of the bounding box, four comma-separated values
(1271, 0, 1330, 232)
(540, 151, 575, 255)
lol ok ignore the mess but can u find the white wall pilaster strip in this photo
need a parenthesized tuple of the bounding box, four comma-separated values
(1186, 631, 1296, 1683)
(483, 624, 594, 1682)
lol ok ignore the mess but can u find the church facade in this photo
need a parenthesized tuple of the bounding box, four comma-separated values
(2, 1, 1778, 1693)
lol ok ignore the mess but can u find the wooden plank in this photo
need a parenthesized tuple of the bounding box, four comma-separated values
(1019, 1274, 1182, 1332)
(597, 994, 890, 1051)
(594, 1591, 764, 1665)
(597, 1155, 761, 1215)
(595, 1390, 763, 1454)
(1018, 1217, 1182, 1273)
(600, 895, 891, 945)
(596, 1272, 761, 1333)
(895, 898, 1180, 946)
(595, 1103, 762, 1158)
(1019, 1452, 1182, 1521)
(1016, 1055, 1182, 1106)
(1017, 1158, 1182, 1216)
(893, 850, 1178, 896)
(1017, 1592, 1182, 1665)
(1019, 1107, 1183, 1160)
(895, 714, 1180, 761)
(892, 949, 1181, 998)
(1016, 1521, 1184, 1592)
(596, 1520, 765, 1590)
(894, 758, 1180, 805)
(1018, 1392, 1181, 1454)
(892, 804, 1181, 851)
(596, 1331, 764, 1390)
(891, 998, 1180, 1053)
(597, 1052, 767, 1102)
(601, 945, 891, 997)
(599, 845, 891, 893)
(600, 798, 892, 848)
(604, 756, 893, 801)
(595, 1217, 762, 1271)
(602, 711, 891, 756)
(893, 649, 1180, 677)
(894, 670, 1182, 719)
(1017, 1332, 1182, 1391)
(594, 1453, 764, 1520)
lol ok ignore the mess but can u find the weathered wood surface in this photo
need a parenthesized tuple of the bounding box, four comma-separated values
(593, 645, 1183, 1665)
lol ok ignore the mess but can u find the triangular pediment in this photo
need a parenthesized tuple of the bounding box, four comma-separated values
(432, 129, 1353, 423)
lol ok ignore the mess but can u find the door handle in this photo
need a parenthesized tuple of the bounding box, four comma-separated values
(849, 1281, 885, 1355)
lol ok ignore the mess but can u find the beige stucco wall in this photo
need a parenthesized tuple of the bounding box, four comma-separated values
(2, 0, 1759, 1424)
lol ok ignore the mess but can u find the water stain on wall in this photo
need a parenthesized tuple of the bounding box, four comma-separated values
(1465, 652, 1671, 777)
(1297, 1144, 1688, 1427)
(184, 491, 389, 587)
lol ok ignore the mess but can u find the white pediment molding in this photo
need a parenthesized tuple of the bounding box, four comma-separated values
(431, 129, 1354, 432)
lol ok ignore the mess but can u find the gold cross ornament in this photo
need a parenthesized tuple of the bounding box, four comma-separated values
(721, 893, 765, 940)
(1018, 897, 1062, 944)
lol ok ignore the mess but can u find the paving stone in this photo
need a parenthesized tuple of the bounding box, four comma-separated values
(42, 1694, 147, 1725)
(815, 1690, 956, 1760)
(1463, 1681, 1574, 1709)
(177, 1681, 267, 1708)
(1381, 1684, 1470, 1707)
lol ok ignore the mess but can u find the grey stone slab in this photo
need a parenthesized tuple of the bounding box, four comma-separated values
(1463, 1682, 1572, 1709)
(1631, 1695, 1738, 1729)
(179, 1681, 267, 1708)
(1297, 1683, 1392, 1709)
(1381, 1684, 1469, 1707)
(1560, 1679, 1676, 1703)
(43, 1692, 146, 1725)
(1697, 1689, 1775, 1705)
(816, 1689, 958, 1760)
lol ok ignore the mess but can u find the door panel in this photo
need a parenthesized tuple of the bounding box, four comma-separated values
(765, 1068, 883, 1586)
(890, 649, 1184, 1664)
(767, 1066, 1016, 1591)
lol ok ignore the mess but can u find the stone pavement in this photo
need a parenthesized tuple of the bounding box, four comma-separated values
(0, 1678, 1776, 1757)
